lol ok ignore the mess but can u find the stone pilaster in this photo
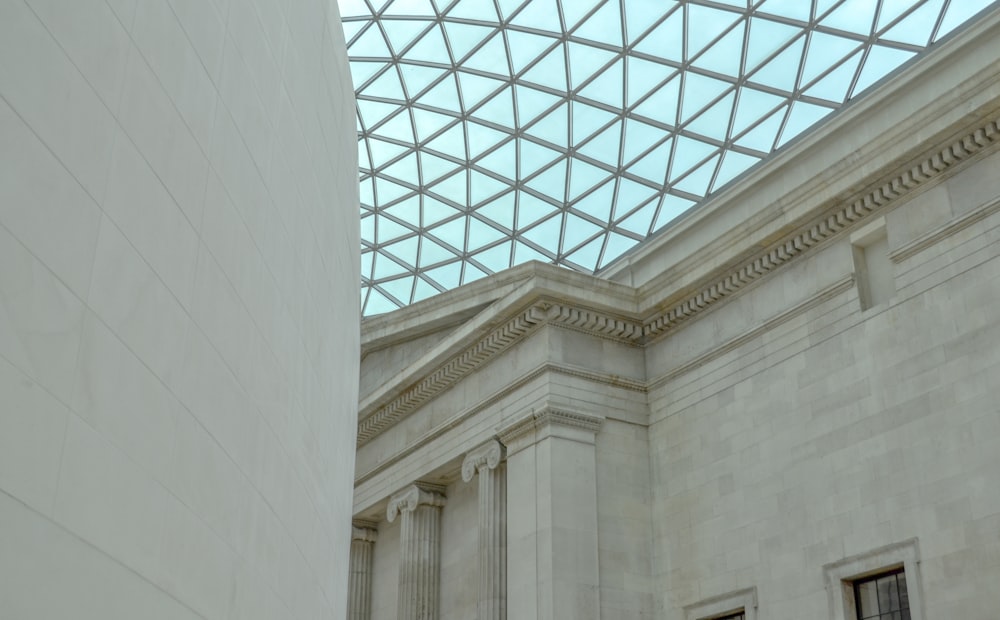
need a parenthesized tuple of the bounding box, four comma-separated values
(462, 439, 507, 620)
(387, 484, 447, 620)
(348, 523, 378, 620)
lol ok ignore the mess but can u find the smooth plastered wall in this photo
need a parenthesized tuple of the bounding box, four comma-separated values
(0, 0, 359, 618)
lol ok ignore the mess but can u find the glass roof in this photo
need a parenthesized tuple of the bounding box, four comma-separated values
(341, 0, 995, 316)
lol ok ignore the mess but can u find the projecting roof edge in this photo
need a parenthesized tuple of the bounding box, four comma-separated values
(601, 4, 1000, 292)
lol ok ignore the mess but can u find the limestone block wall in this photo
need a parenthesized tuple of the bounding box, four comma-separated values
(0, 1, 359, 618)
(646, 148, 1000, 618)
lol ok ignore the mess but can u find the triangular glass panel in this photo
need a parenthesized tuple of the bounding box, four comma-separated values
(568, 158, 612, 201)
(626, 57, 676, 108)
(814, 0, 841, 19)
(374, 180, 415, 210)
(562, 0, 603, 33)
(573, 0, 624, 46)
(520, 43, 568, 89)
(734, 104, 787, 152)
(428, 216, 468, 252)
(475, 140, 517, 180)
(361, 212, 375, 240)
(467, 216, 507, 246)
(732, 86, 786, 136)
(382, 18, 434, 54)
(419, 150, 462, 184)
(467, 121, 509, 159)
(412, 109, 458, 142)
(386, 0, 436, 16)
(371, 112, 414, 144)
(424, 122, 466, 157)
(509, 0, 562, 33)
(471, 86, 515, 127)
(565, 233, 605, 270)
(615, 197, 658, 235)
(458, 72, 507, 109)
(525, 101, 568, 144)
(653, 194, 697, 230)
(571, 177, 615, 221)
(876, 0, 921, 31)
(360, 178, 376, 207)
(615, 177, 659, 215)
(399, 63, 447, 98)
(368, 137, 410, 168)
(417, 227, 461, 261)
(418, 73, 460, 110)
(469, 169, 509, 205)
(365, 286, 401, 315)
(413, 276, 444, 303)
(777, 101, 833, 147)
(521, 213, 564, 249)
(566, 41, 617, 89)
(633, 8, 683, 61)
(624, 1, 669, 44)
(622, 118, 668, 165)
(405, 23, 451, 63)
(349, 24, 392, 56)
(879, 0, 943, 46)
(464, 261, 490, 284)
(516, 191, 560, 228)
(472, 241, 513, 272)
(571, 101, 619, 146)
(476, 192, 516, 231)
(372, 248, 409, 278)
(383, 236, 420, 266)
(524, 157, 568, 200)
(514, 240, 553, 263)
(821, 0, 877, 35)
(852, 45, 915, 95)
(445, 0, 498, 21)
(632, 75, 680, 124)
(577, 58, 624, 107)
(670, 135, 717, 181)
(673, 153, 720, 195)
(680, 73, 732, 123)
(360, 250, 374, 280)
(378, 276, 414, 305)
(505, 30, 560, 74)
(382, 152, 419, 180)
(361, 69, 405, 99)
(711, 150, 760, 191)
(340, 0, 372, 18)
(757, 0, 810, 21)
(686, 91, 736, 140)
(576, 119, 622, 161)
(748, 35, 805, 91)
(627, 137, 672, 183)
(562, 213, 603, 254)
(519, 138, 563, 175)
(422, 195, 463, 227)
(686, 3, 742, 60)
(427, 168, 467, 201)
(801, 31, 860, 86)
(423, 260, 463, 290)
(804, 50, 863, 103)
(496, 0, 527, 19)
(515, 84, 562, 125)
(744, 17, 802, 73)
(464, 32, 510, 75)
(351, 61, 390, 88)
(600, 231, 639, 268)
(443, 22, 497, 61)
(358, 99, 402, 128)
(691, 19, 745, 75)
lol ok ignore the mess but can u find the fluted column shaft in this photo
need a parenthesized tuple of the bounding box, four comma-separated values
(348, 525, 377, 620)
(388, 484, 447, 620)
(462, 439, 507, 620)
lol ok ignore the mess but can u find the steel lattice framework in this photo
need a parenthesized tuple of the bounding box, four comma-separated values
(340, 0, 994, 316)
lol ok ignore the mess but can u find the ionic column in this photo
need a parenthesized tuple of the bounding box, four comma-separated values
(348, 523, 377, 620)
(462, 439, 507, 620)
(387, 483, 447, 620)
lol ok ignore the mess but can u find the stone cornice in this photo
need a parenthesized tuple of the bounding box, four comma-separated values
(386, 483, 447, 523)
(356, 111, 1000, 449)
(461, 439, 505, 482)
(497, 407, 605, 446)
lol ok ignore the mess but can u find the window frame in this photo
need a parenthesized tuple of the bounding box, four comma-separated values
(823, 538, 924, 620)
(684, 587, 757, 620)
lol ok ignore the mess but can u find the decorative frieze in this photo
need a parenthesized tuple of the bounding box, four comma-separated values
(388, 484, 447, 620)
(348, 523, 378, 620)
(462, 439, 507, 620)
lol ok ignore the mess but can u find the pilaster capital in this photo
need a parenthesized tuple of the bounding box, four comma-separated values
(498, 406, 604, 446)
(386, 483, 447, 523)
(461, 438, 505, 482)
(352, 521, 378, 543)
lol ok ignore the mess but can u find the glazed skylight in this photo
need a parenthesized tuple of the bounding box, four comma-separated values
(341, 0, 993, 316)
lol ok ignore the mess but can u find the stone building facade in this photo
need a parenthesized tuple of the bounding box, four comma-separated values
(350, 8, 1000, 620)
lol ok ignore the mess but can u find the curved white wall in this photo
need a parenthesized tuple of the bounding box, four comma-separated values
(0, 1, 358, 618)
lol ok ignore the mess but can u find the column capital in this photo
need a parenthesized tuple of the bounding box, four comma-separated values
(352, 522, 378, 543)
(386, 483, 447, 523)
(461, 438, 506, 482)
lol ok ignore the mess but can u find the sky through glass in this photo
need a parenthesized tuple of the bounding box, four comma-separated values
(340, 0, 995, 316)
